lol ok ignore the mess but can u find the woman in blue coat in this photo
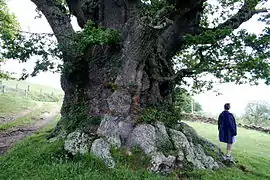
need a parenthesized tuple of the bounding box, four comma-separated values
(218, 103, 237, 160)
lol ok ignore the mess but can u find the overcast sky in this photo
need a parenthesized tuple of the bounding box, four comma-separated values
(2, 0, 270, 116)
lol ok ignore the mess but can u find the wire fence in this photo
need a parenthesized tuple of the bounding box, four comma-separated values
(0, 80, 63, 102)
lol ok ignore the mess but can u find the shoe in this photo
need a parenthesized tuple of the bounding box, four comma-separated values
(224, 154, 233, 161)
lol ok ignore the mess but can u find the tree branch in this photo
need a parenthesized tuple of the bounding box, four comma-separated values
(195, 0, 268, 44)
(166, 0, 206, 11)
(216, 1, 268, 30)
(66, 0, 140, 29)
(30, 0, 74, 47)
(156, 0, 268, 69)
(153, 68, 195, 83)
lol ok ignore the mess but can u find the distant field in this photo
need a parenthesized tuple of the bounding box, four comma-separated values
(0, 79, 63, 94)
(0, 79, 63, 103)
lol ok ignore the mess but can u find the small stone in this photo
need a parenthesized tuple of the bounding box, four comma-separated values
(118, 120, 134, 140)
(155, 121, 173, 150)
(91, 138, 115, 168)
(178, 150, 185, 161)
(150, 152, 176, 174)
(105, 135, 121, 148)
(126, 124, 157, 155)
(97, 114, 119, 137)
(64, 130, 91, 155)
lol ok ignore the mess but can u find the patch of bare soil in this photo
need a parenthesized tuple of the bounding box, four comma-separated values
(0, 110, 59, 155)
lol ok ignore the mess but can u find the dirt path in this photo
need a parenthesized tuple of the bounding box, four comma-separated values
(0, 103, 43, 125)
(0, 110, 59, 155)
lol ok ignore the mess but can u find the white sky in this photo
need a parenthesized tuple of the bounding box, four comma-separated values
(2, 0, 270, 116)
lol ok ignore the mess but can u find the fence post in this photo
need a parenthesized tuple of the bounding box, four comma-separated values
(24, 89, 28, 97)
(27, 85, 30, 92)
(16, 84, 18, 92)
(0, 81, 2, 86)
(191, 99, 194, 114)
(2, 85, 5, 93)
(40, 89, 42, 94)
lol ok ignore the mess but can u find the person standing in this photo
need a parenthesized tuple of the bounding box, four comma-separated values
(218, 103, 237, 160)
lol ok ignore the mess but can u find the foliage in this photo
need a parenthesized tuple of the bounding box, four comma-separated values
(58, 102, 102, 134)
(61, 20, 120, 84)
(0, 0, 269, 93)
(242, 100, 270, 126)
(174, 87, 202, 113)
(0, 0, 19, 79)
(172, 0, 270, 93)
(179, 27, 270, 93)
(138, 106, 182, 127)
(69, 21, 120, 55)
(0, 0, 20, 46)
(0, 1, 61, 79)
(0, 70, 14, 79)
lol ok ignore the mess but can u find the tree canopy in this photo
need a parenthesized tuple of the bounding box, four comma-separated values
(0, 0, 20, 78)
(242, 100, 270, 126)
(0, 0, 269, 90)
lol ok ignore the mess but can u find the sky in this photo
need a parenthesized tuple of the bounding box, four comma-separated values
(2, 0, 270, 116)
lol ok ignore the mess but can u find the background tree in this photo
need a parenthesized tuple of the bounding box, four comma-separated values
(174, 87, 202, 113)
(0, 0, 20, 79)
(242, 100, 270, 126)
(1, 0, 270, 171)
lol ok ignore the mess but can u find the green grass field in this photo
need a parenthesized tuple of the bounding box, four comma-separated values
(1, 79, 63, 94)
(183, 121, 270, 180)
(0, 93, 37, 116)
(0, 120, 269, 179)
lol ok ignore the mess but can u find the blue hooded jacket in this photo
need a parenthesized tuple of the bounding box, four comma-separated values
(218, 111, 237, 144)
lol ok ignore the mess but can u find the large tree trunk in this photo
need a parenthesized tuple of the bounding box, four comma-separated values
(55, 16, 177, 139)
(32, 0, 227, 173)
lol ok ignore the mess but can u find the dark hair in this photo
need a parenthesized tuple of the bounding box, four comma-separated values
(224, 103, 230, 110)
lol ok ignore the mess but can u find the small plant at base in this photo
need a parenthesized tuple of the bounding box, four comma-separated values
(138, 106, 182, 127)
(60, 102, 102, 133)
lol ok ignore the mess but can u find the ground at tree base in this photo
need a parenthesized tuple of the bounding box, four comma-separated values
(61, 120, 228, 174)
(1, 120, 270, 180)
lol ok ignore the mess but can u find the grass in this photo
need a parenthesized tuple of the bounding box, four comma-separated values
(1, 79, 63, 102)
(0, 120, 269, 179)
(0, 102, 59, 131)
(181, 121, 270, 180)
(185, 121, 270, 158)
(0, 117, 168, 180)
(1, 79, 63, 94)
(0, 93, 37, 116)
